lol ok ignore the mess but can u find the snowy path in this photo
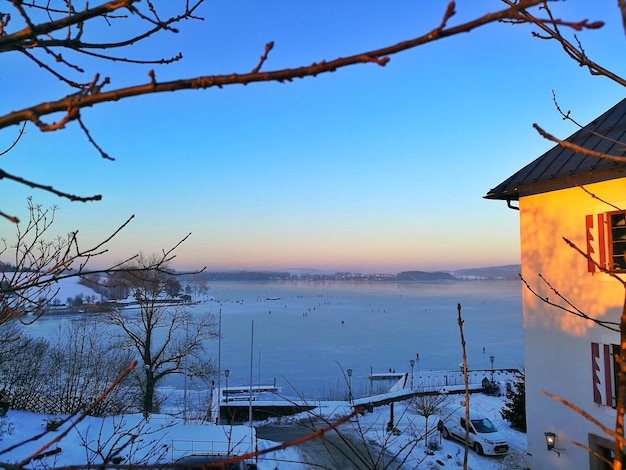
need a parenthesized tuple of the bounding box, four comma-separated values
(257, 421, 405, 469)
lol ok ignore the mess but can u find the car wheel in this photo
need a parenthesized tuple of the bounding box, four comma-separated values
(441, 427, 450, 439)
(474, 443, 484, 455)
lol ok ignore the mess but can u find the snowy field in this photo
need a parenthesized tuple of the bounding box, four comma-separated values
(0, 389, 528, 469)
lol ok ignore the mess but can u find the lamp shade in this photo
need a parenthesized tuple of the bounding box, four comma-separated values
(545, 431, 556, 451)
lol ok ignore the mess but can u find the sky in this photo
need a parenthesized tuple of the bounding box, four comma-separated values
(1, 1, 625, 274)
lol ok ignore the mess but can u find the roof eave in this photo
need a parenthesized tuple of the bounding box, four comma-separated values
(484, 167, 626, 201)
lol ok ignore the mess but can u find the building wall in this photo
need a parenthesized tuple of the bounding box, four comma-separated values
(518, 178, 626, 469)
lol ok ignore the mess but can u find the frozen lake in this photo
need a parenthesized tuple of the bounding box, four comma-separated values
(194, 280, 523, 399)
(29, 280, 523, 400)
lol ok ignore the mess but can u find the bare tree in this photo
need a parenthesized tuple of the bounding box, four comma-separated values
(410, 393, 450, 446)
(0, 319, 136, 416)
(0, 198, 202, 327)
(0, 322, 49, 411)
(456, 303, 470, 470)
(186, 274, 208, 299)
(107, 253, 217, 416)
(0, 0, 603, 222)
(44, 318, 138, 416)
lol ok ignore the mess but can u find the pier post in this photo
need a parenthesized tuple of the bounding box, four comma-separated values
(387, 402, 395, 432)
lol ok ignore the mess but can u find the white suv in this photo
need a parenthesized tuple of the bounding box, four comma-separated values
(437, 407, 509, 456)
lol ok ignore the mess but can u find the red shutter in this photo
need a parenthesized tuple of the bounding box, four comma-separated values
(586, 215, 595, 273)
(598, 213, 606, 269)
(592, 342, 616, 406)
(592, 342, 602, 404)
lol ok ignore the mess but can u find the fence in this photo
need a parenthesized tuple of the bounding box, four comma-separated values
(170, 439, 251, 461)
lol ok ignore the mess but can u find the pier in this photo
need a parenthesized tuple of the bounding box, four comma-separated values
(223, 384, 279, 401)
(216, 368, 519, 423)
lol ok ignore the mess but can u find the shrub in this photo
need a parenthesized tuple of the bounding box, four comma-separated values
(427, 439, 440, 451)
(500, 369, 527, 432)
(45, 418, 63, 431)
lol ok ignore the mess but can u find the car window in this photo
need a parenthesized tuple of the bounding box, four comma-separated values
(459, 418, 475, 434)
(471, 418, 498, 433)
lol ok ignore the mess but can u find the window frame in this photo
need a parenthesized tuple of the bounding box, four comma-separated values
(607, 210, 626, 273)
(585, 210, 626, 274)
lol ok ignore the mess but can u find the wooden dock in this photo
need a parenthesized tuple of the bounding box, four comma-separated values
(368, 372, 406, 381)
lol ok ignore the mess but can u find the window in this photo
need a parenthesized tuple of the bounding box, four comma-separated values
(589, 433, 625, 470)
(471, 418, 497, 433)
(459, 418, 475, 434)
(591, 342, 619, 408)
(586, 210, 626, 273)
(609, 211, 626, 271)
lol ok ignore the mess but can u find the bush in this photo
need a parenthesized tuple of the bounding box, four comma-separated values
(0, 401, 9, 418)
(500, 369, 527, 432)
(427, 439, 440, 451)
(45, 418, 63, 431)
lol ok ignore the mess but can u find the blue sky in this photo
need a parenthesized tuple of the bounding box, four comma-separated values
(1, 1, 624, 273)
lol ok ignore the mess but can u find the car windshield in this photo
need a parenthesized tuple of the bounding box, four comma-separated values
(471, 418, 498, 433)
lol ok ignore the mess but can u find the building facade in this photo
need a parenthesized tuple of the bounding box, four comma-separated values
(486, 99, 626, 469)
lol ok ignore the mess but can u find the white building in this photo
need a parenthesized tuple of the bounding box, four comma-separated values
(486, 99, 626, 469)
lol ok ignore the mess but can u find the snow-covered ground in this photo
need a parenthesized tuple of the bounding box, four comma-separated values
(255, 389, 529, 469)
(0, 388, 528, 469)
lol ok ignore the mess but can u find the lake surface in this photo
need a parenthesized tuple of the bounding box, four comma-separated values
(29, 280, 523, 400)
(193, 280, 523, 398)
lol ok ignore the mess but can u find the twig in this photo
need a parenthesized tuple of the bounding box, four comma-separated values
(251, 41, 274, 74)
(541, 389, 626, 445)
(533, 123, 626, 163)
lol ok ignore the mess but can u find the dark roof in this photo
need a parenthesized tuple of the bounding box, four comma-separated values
(485, 98, 626, 201)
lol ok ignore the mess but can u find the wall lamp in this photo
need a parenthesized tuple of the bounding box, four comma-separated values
(545, 431, 564, 456)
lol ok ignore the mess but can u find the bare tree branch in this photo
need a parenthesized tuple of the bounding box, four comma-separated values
(519, 272, 621, 331)
(580, 186, 622, 212)
(0, 122, 26, 157)
(2, 0, 610, 221)
(533, 123, 626, 163)
(541, 389, 626, 446)
(0, 1, 580, 134)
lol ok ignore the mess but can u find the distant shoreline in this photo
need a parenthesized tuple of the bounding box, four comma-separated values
(186, 266, 522, 282)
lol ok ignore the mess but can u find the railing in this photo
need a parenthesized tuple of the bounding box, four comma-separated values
(170, 439, 240, 460)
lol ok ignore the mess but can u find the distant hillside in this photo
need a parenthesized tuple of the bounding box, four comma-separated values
(395, 271, 455, 281)
(191, 271, 292, 281)
(178, 265, 521, 281)
(451, 264, 521, 280)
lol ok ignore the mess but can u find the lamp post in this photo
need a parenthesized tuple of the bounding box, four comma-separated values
(489, 355, 495, 382)
(409, 359, 415, 389)
(208, 380, 215, 423)
(183, 320, 189, 423)
(347, 369, 353, 402)
(217, 309, 222, 424)
(224, 369, 230, 403)
(249, 320, 254, 455)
